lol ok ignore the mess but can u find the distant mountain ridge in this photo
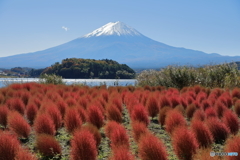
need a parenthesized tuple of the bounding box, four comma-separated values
(0, 21, 239, 68)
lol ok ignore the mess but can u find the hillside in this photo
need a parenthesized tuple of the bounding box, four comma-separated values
(42, 58, 135, 79)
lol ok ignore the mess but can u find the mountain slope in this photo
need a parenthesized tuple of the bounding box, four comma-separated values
(0, 21, 239, 68)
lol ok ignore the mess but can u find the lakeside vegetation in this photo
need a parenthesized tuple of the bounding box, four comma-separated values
(137, 63, 240, 89)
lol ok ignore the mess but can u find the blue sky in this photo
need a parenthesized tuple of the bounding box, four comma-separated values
(0, 0, 240, 57)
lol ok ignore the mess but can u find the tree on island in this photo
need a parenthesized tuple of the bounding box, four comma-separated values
(41, 58, 136, 79)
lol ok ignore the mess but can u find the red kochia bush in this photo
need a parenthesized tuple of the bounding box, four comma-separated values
(106, 104, 122, 123)
(26, 103, 38, 124)
(47, 105, 62, 130)
(34, 114, 56, 136)
(234, 99, 240, 117)
(87, 105, 104, 129)
(80, 123, 102, 147)
(76, 106, 88, 123)
(225, 136, 240, 160)
(6, 98, 25, 115)
(222, 110, 239, 135)
(70, 130, 97, 160)
(56, 100, 67, 118)
(191, 120, 213, 148)
(172, 127, 198, 160)
(64, 108, 82, 133)
(165, 110, 187, 134)
(130, 104, 149, 126)
(0, 105, 9, 128)
(206, 118, 230, 143)
(138, 133, 168, 160)
(192, 109, 205, 121)
(0, 132, 20, 160)
(15, 148, 38, 160)
(146, 96, 159, 119)
(158, 106, 172, 127)
(232, 88, 240, 99)
(110, 124, 130, 150)
(131, 121, 149, 143)
(8, 111, 31, 138)
(110, 146, 135, 160)
(36, 134, 61, 158)
(105, 121, 122, 138)
(186, 103, 197, 119)
(159, 95, 171, 108)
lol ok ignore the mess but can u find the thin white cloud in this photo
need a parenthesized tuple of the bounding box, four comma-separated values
(62, 26, 69, 31)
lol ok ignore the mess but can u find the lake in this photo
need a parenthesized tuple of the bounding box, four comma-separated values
(0, 78, 137, 88)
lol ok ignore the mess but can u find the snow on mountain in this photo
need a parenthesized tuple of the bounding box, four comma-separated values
(83, 21, 143, 37)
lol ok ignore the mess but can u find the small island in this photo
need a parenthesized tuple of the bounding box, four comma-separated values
(41, 58, 136, 79)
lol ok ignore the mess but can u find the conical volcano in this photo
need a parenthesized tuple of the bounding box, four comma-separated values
(0, 21, 239, 68)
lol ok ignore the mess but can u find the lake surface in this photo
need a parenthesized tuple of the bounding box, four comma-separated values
(0, 78, 137, 88)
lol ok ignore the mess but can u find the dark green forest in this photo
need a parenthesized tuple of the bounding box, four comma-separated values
(41, 58, 135, 79)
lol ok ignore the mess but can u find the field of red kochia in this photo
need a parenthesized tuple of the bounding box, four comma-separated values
(0, 83, 240, 160)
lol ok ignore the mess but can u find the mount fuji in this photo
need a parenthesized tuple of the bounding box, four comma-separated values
(0, 21, 239, 68)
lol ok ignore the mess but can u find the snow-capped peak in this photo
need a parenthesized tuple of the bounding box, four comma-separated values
(83, 21, 143, 38)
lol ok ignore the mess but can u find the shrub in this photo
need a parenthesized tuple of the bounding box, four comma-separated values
(111, 98, 123, 113)
(0, 132, 20, 160)
(165, 110, 187, 134)
(34, 114, 56, 135)
(36, 134, 61, 158)
(47, 105, 62, 130)
(77, 106, 88, 123)
(206, 118, 230, 143)
(130, 104, 149, 126)
(0, 105, 9, 128)
(8, 111, 31, 138)
(131, 121, 149, 143)
(201, 99, 211, 111)
(146, 96, 159, 119)
(26, 103, 38, 124)
(159, 95, 171, 108)
(106, 104, 122, 123)
(78, 98, 88, 110)
(192, 109, 205, 121)
(110, 124, 130, 150)
(214, 101, 227, 118)
(15, 148, 38, 160)
(56, 100, 67, 118)
(70, 130, 97, 160)
(225, 136, 240, 160)
(80, 123, 101, 147)
(191, 120, 213, 148)
(234, 99, 240, 117)
(158, 106, 172, 127)
(87, 105, 104, 129)
(222, 110, 239, 135)
(205, 107, 217, 118)
(172, 127, 198, 160)
(105, 121, 122, 138)
(6, 98, 25, 115)
(39, 73, 65, 85)
(21, 91, 30, 106)
(138, 133, 168, 160)
(186, 103, 197, 119)
(110, 146, 135, 160)
(64, 108, 82, 133)
(232, 88, 240, 99)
